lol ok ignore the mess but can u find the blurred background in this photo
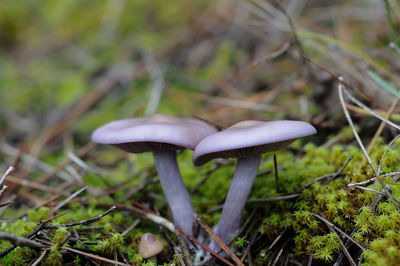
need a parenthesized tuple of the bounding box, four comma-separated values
(1, 0, 399, 152)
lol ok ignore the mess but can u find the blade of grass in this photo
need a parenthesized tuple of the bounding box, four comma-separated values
(384, 0, 400, 48)
(368, 70, 400, 98)
(298, 30, 400, 85)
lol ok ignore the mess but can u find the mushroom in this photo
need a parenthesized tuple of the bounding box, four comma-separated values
(91, 113, 216, 236)
(192, 120, 316, 251)
(138, 233, 164, 259)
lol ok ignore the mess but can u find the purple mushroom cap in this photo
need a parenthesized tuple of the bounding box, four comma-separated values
(92, 113, 216, 153)
(91, 113, 217, 237)
(193, 120, 317, 166)
(192, 120, 316, 253)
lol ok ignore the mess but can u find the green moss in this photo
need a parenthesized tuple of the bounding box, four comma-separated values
(28, 207, 50, 222)
(251, 141, 400, 264)
(0, 246, 36, 266)
(364, 230, 400, 266)
(44, 245, 63, 266)
(1, 141, 400, 264)
(98, 232, 125, 255)
(309, 232, 341, 262)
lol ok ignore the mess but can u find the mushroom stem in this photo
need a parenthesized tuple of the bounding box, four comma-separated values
(210, 155, 261, 251)
(153, 150, 195, 236)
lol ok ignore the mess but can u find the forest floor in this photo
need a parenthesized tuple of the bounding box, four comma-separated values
(1, 1, 400, 265)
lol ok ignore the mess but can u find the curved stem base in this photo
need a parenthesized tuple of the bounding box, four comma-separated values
(210, 155, 261, 252)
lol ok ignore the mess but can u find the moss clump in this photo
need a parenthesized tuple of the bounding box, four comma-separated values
(28, 207, 50, 222)
(364, 230, 400, 266)
(0, 246, 36, 266)
(44, 245, 63, 266)
(251, 141, 400, 264)
(97, 232, 125, 255)
(44, 227, 69, 266)
(309, 232, 341, 262)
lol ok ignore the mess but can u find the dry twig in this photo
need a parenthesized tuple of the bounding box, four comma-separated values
(0, 166, 14, 187)
(40, 240, 130, 266)
(50, 186, 88, 214)
(359, 99, 399, 169)
(196, 216, 244, 266)
(320, 214, 356, 266)
(310, 212, 366, 252)
(43, 206, 116, 229)
(0, 232, 45, 249)
(30, 250, 48, 266)
(338, 82, 400, 212)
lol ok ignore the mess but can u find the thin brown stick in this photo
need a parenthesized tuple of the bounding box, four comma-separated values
(40, 240, 129, 266)
(0, 232, 45, 249)
(36, 142, 97, 184)
(320, 213, 356, 266)
(239, 225, 263, 263)
(5, 175, 67, 195)
(196, 216, 244, 266)
(192, 114, 225, 131)
(175, 232, 193, 266)
(33, 81, 120, 149)
(121, 218, 141, 236)
(260, 229, 287, 258)
(30, 250, 48, 266)
(207, 194, 300, 213)
(302, 56, 377, 106)
(0, 166, 14, 187)
(296, 156, 352, 192)
(44, 206, 116, 229)
(0, 201, 14, 208)
(246, 194, 300, 204)
(272, 247, 285, 266)
(274, 1, 305, 58)
(173, 246, 186, 266)
(177, 226, 233, 266)
(310, 212, 366, 251)
(235, 207, 260, 242)
(50, 186, 88, 214)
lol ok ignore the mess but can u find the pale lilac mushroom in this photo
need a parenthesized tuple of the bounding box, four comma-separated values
(193, 120, 316, 252)
(91, 113, 216, 236)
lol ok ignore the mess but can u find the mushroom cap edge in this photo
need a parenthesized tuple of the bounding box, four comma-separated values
(193, 120, 316, 166)
(91, 114, 217, 153)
